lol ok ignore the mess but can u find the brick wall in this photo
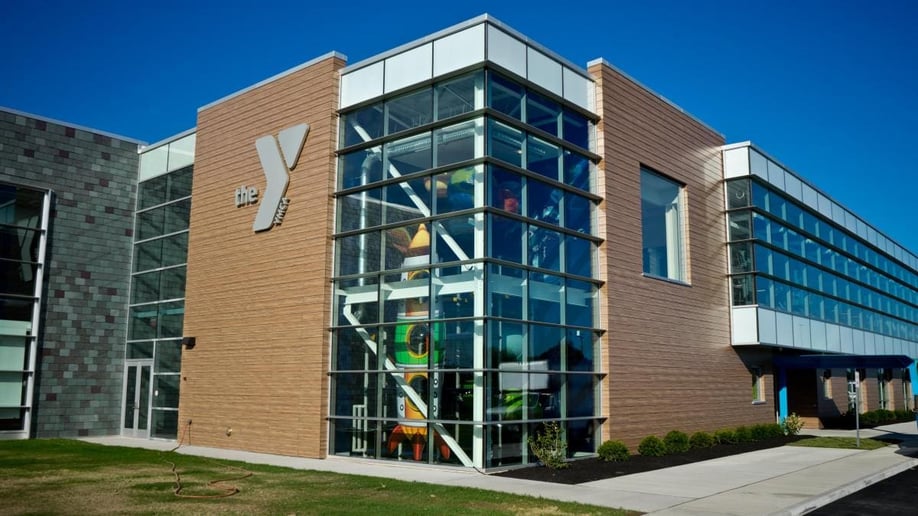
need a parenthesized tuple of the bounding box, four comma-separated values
(590, 63, 775, 447)
(0, 109, 140, 437)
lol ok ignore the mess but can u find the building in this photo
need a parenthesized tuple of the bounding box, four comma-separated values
(1, 15, 916, 470)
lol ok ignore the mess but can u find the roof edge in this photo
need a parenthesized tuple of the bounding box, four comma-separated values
(587, 58, 724, 140)
(0, 105, 146, 145)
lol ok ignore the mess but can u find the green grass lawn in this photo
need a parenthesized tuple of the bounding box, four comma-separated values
(0, 439, 634, 515)
(788, 436, 888, 450)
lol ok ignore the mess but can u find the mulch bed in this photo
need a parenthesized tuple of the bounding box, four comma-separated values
(494, 435, 813, 485)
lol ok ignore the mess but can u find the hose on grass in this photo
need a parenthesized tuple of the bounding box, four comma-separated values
(162, 420, 253, 499)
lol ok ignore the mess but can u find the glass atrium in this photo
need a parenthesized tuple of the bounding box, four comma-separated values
(329, 20, 603, 469)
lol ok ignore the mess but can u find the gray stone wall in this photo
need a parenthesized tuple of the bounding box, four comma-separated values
(0, 109, 140, 437)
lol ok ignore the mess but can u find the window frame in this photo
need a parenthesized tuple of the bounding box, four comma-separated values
(639, 168, 687, 284)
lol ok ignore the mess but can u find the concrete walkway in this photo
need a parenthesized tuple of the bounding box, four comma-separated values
(82, 421, 918, 515)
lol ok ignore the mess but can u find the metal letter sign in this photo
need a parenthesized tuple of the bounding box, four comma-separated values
(252, 123, 310, 232)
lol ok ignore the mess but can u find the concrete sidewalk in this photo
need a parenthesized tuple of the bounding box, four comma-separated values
(82, 421, 918, 515)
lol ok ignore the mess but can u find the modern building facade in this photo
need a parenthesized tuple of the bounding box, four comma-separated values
(2, 15, 916, 470)
(1, 109, 141, 439)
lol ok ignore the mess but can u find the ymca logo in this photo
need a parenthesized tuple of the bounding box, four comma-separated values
(239, 123, 309, 232)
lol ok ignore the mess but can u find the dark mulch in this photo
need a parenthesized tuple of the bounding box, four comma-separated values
(494, 435, 813, 485)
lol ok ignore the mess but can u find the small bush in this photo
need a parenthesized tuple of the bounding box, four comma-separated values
(528, 421, 569, 469)
(597, 440, 630, 462)
(637, 435, 667, 457)
(860, 411, 878, 426)
(734, 425, 753, 443)
(765, 423, 785, 439)
(749, 424, 771, 441)
(782, 413, 805, 435)
(663, 430, 691, 454)
(895, 409, 913, 421)
(690, 431, 716, 449)
(876, 409, 894, 423)
(714, 429, 737, 445)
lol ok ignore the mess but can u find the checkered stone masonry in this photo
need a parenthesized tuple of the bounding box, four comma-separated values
(0, 109, 140, 437)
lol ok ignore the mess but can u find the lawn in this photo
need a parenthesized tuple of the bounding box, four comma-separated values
(0, 439, 632, 515)
(787, 436, 888, 450)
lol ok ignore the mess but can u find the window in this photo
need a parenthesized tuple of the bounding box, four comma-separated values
(640, 169, 685, 281)
(878, 369, 890, 410)
(751, 367, 764, 403)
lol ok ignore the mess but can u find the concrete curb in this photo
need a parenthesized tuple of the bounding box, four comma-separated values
(779, 456, 918, 516)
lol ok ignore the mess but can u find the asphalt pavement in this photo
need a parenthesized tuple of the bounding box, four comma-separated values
(82, 420, 918, 515)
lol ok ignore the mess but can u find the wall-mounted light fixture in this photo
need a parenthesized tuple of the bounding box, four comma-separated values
(181, 336, 196, 349)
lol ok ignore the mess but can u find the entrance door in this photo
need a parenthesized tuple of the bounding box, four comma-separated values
(787, 369, 820, 429)
(122, 360, 153, 438)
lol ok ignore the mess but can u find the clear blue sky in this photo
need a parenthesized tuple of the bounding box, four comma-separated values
(3, 0, 916, 254)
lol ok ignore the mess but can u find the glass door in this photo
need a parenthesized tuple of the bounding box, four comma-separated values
(122, 360, 153, 438)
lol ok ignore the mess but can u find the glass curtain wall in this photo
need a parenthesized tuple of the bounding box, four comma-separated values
(126, 164, 192, 438)
(726, 177, 918, 342)
(331, 69, 601, 469)
(0, 184, 49, 437)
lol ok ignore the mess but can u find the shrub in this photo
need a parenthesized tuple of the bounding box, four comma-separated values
(876, 409, 894, 423)
(714, 429, 737, 445)
(782, 413, 805, 435)
(528, 421, 569, 469)
(637, 435, 667, 457)
(690, 431, 716, 449)
(765, 423, 785, 439)
(734, 425, 753, 443)
(597, 440, 630, 462)
(750, 424, 771, 441)
(663, 430, 691, 454)
(860, 411, 878, 426)
(895, 410, 913, 421)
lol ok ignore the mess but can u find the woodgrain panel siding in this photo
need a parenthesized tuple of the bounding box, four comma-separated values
(590, 62, 774, 448)
(179, 56, 344, 458)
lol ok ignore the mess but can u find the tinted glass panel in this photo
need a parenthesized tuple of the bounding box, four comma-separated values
(339, 147, 382, 189)
(435, 120, 477, 166)
(563, 150, 590, 191)
(526, 92, 560, 136)
(341, 103, 383, 147)
(526, 136, 560, 180)
(0, 227, 40, 262)
(488, 73, 523, 120)
(489, 166, 521, 214)
(562, 109, 590, 149)
(436, 73, 479, 120)
(387, 89, 433, 135)
(385, 134, 432, 176)
(488, 120, 522, 167)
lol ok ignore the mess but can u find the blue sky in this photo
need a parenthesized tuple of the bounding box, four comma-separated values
(3, 0, 916, 254)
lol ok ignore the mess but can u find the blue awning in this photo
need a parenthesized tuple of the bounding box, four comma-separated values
(773, 354, 915, 370)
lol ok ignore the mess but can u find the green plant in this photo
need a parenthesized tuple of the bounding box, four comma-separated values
(876, 409, 894, 423)
(663, 430, 690, 454)
(528, 421, 569, 469)
(789, 436, 887, 450)
(734, 425, 753, 443)
(860, 411, 878, 426)
(768, 423, 786, 438)
(714, 429, 737, 445)
(749, 423, 770, 441)
(689, 431, 715, 449)
(637, 435, 667, 457)
(597, 440, 630, 462)
(782, 413, 805, 435)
